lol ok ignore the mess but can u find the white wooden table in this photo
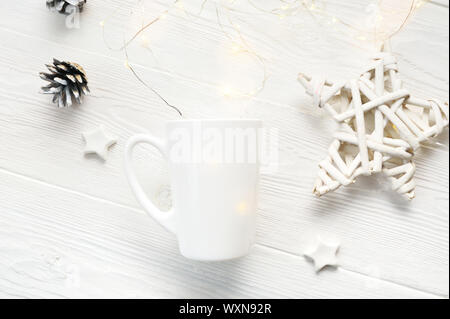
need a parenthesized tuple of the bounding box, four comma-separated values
(0, 0, 448, 299)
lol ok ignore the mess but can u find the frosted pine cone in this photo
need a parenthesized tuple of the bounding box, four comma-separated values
(46, 0, 87, 15)
(40, 59, 90, 108)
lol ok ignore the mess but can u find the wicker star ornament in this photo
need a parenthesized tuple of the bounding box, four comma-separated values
(298, 44, 448, 200)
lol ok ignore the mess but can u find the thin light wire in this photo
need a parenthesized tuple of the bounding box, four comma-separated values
(300, 0, 419, 46)
(101, 0, 270, 114)
(124, 43, 183, 117)
(102, 1, 183, 116)
(246, 0, 420, 47)
(101, 0, 425, 114)
(214, 2, 269, 98)
(378, 0, 416, 41)
(198, 0, 209, 15)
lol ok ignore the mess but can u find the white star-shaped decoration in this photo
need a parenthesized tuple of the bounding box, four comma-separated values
(298, 42, 448, 199)
(82, 125, 117, 161)
(304, 237, 340, 272)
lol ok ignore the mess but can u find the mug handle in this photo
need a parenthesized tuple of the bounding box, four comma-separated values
(124, 134, 176, 234)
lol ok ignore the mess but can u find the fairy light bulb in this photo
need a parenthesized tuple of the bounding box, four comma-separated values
(231, 43, 242, 53)
(140, 35, 150, 48)
(221, 86, 234, 97)
(101, 0, 270, 104)
(237, 201, 249, 214)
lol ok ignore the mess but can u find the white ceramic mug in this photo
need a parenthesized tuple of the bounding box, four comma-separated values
(125, 119, 262, 261)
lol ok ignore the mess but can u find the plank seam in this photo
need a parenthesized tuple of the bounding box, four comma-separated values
(0, 167, 445, 298)
(0, 25, 311, 117)
(0, 167, 144, 216)
(429, 0, 449, 8)
(0, 24, 447, 121)
(256, 242, 445, 298)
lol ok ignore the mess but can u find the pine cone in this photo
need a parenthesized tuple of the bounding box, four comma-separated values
(40, 59, 90, 108)
(46, 0, 87, 15)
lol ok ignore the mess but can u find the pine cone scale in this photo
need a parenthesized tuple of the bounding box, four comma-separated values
(46, 0, 86, 15)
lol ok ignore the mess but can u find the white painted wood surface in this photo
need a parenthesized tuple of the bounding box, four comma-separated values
(0, 0, 448, 298)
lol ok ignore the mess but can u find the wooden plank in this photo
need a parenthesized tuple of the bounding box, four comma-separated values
(0, 0, 448, 297)
(430, 0, 449, 8)
(0, 14, 448, 296)
(0, 169, 438, 298)
(0, 0, 447, 108)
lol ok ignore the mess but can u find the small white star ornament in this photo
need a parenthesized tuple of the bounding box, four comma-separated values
(304, 237, 340, 272)
(82, 125, 117, 161)
(298, 43, 449, 199)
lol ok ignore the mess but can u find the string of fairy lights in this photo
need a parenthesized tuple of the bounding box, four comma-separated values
(214, 2, 269, 98)
(100, 0, 429, 117)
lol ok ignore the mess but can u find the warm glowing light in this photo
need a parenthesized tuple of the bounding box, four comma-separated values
(237, 201, 249, 214)
(231, 43, 242, 53)
(221, 85, 234, 97)
(102, 0, 269, 107)
(215, 2, 269, 99)
(140, 35, 150, 48)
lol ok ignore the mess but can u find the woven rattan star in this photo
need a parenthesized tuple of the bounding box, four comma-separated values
(298, 45, 448, 199)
